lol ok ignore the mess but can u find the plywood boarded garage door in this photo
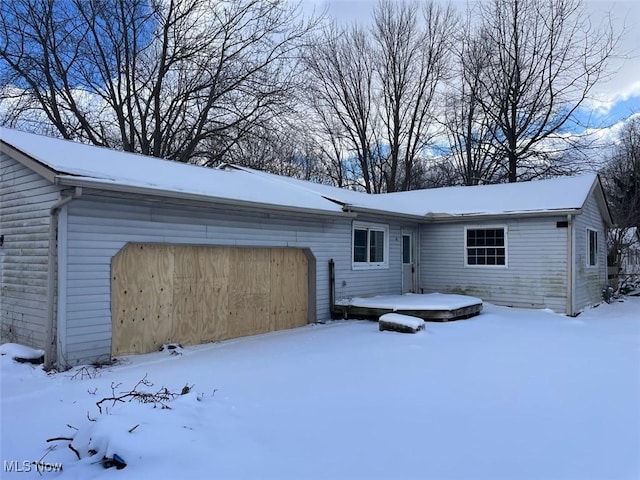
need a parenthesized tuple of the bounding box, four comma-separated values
(111, 244, 308, 355)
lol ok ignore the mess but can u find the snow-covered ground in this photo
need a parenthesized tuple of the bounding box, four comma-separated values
(1, 299, 639, 479)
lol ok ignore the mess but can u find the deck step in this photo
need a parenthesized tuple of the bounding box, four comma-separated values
(379, 313, 425, 333)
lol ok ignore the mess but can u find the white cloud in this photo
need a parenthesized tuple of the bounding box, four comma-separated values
(584, 81, 640, 116)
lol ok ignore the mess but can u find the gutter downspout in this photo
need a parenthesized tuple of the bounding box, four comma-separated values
(567, 214, 574, 316)
(328, 258, 347, 319)
(44, 187, 81, 370)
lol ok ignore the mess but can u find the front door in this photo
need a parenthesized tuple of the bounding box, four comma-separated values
(402, 231, 416, 294)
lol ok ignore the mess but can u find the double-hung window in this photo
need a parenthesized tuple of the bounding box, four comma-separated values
(465, 227, 507, 267)
(587, 228, 598, 267)
(352, 222, 388, 269)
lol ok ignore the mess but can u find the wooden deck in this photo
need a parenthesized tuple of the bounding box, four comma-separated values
(331, 294, 483, 322)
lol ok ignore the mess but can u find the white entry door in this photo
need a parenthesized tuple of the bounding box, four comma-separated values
(402, 231, 416, 294)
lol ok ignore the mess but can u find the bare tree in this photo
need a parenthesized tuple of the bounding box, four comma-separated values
(372, 0, 455, 191)
(303, 101, 360, 188)
(0, 0, 319, 164)
(442, 18, 502, 186)
(304, 0, 455, 192)
(304, 24, 382, 192)
(602, 115, 640, 270)
(222, 113, 327, 182)
(472, 0, 619, 182)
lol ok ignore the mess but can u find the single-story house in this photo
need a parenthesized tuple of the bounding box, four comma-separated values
(0, 129, 612, 368)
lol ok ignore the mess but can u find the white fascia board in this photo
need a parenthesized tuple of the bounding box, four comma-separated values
(425, 209, 583, 223)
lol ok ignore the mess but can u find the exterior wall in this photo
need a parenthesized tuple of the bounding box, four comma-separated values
(0, 153, 61, 348)
(60, 193, 415, 366)
(572, 192, 608, 312)
(419, 216, 568, 312)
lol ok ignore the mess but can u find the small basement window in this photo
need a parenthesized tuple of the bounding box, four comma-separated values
(352, 222, 388, 269)
(587, 228, 598, 267)
(465, 227, 507, 267)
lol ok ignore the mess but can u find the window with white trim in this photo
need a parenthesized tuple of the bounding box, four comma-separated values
(352, 222, 388, 269)
(587, 228, 598, 267)
(465, 227, 507, 267)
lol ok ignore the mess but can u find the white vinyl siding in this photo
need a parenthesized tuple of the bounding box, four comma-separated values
(60, 194, 413, 366)
(421, 217, 568, 312)
(0, 153, 61, 349)
(573, 193, 607, 311)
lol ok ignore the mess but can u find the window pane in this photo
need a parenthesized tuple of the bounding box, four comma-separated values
(467, 228, 506, 266)
(402, 235, 411, 264)
(588, 230, 598, 266)
(353, 229, 367, 263)
(467, 229, 477, 246)
(485, 230, 495, 244)
(369, 230, 385, 263)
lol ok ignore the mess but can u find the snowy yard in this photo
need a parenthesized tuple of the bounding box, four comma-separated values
(1, 299, 639, 480)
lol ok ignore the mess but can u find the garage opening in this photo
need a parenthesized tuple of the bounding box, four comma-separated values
(111, 243, 310, 355)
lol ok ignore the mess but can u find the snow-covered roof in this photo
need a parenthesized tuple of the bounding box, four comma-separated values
(234, 165, 607, 220)
(1, 128, 608, 221)
(361, 174, 603, 218)
(0, 128, 346, 215)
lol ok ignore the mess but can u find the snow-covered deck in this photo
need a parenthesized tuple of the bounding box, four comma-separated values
(333, 293, 483, 321)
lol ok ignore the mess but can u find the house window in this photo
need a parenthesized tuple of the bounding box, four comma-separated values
(587, 229, 598, 267)
(465, 227, 506, 267)
(352, 222, 388, 269)
(402, 235, 412, 264)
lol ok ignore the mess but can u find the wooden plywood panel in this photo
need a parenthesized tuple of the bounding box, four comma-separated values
(196, 247, 229, 342)
(269, 248, 286, 330)
(270, 249, 308, 331)
(228, 291, 270, 339)
(172, 245, 198, 344)
(293, 249, 309, 325)
(228, 248, 271, 338)
(111, 244, 173, 355)
(111, 244, 308, 355)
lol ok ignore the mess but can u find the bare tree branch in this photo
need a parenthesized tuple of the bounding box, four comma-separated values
(0, 0, 321, 164)
(472, 0, 621, 182)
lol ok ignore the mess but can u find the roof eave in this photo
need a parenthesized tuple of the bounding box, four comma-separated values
(1, 140, 58, 183)
(334, 203, 584, 223)
(589, 174, 614, 227)
(424, 209, 583, 223)
(343, 204, 429, 222)
(55, 175, 354, 219)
